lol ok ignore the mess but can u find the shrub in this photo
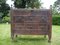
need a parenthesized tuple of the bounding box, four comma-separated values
(2, 16, 10, 23)
(52, 16, 60, 25)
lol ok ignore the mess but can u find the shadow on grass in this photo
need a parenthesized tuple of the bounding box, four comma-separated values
(9, 36, 52, 45)
(13, 36, 47, 42)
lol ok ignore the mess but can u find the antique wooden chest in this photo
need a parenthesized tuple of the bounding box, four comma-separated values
(11, 8, 52, 42)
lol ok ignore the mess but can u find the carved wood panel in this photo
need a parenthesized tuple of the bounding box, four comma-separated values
(11, 9, 51, 35)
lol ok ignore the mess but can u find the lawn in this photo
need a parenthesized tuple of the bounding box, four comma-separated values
(0, 24, 60, 45)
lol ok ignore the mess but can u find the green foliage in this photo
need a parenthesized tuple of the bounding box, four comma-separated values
(0, 0, 10, 23)
(25, 0, 41, 8)
(14, 0, 41, 8)
(53, 0, 60, 11)
(0, 0, 10, 18)
(2, 16, 10, 23)
(14, 0, 26, 8)
(52, 1, 60, 25)
(52, 15, 60, 25)
(0, 0, 6, 4)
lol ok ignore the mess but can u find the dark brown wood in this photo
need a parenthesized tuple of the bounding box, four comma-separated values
(11, 8, 52, 41)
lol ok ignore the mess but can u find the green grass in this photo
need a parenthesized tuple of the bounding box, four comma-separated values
(0, 24, 60, 45)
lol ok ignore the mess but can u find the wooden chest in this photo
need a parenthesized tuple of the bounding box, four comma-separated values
(11, 9, 52, 42)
